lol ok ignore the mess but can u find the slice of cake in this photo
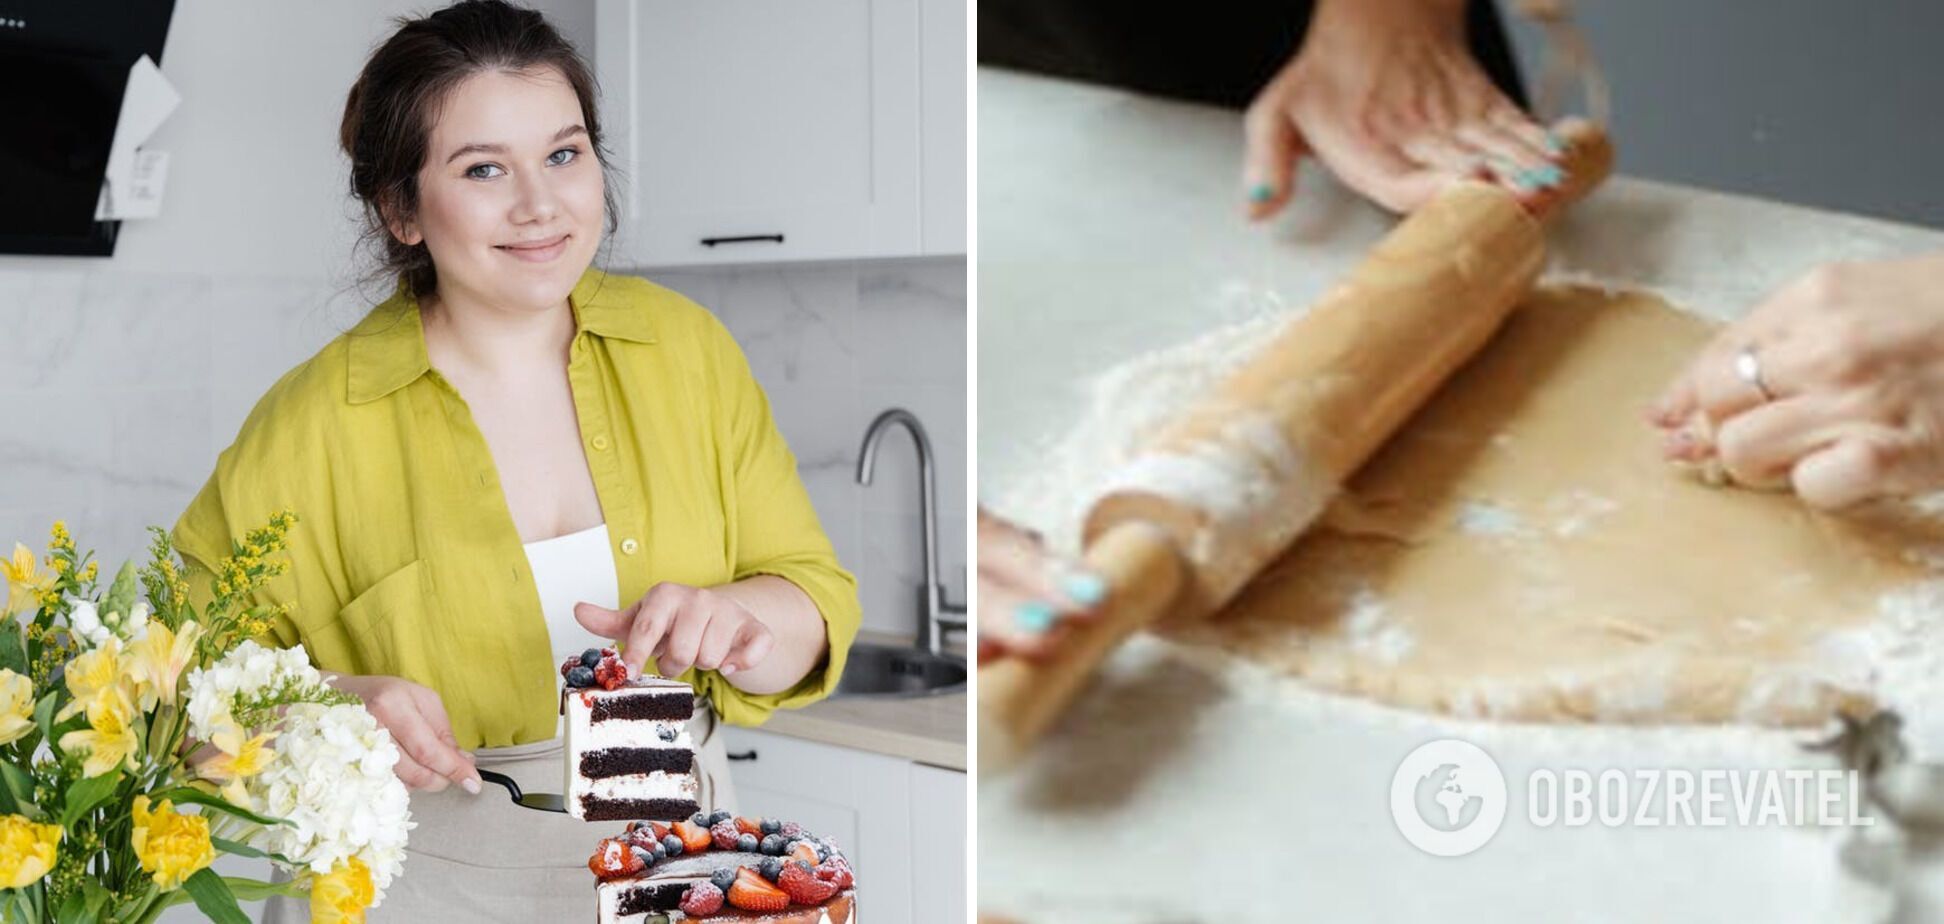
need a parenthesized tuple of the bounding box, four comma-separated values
(561, 647, 701, 821)
(589, 813, 857, 923)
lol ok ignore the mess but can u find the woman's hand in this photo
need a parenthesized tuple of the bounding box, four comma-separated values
(1649, 253, 1944, 508)
(575, 578, 831, 696)
(1243, 0, 1566, 218)
(977, 508, 1106, 662)
(327, 673, 482, 793)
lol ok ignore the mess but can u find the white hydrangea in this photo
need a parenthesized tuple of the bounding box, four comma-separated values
(184, 640, 322, 739)
(249, 703, 413, 902)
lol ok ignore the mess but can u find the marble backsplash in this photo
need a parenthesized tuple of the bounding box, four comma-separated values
(0, 257, 966, 641)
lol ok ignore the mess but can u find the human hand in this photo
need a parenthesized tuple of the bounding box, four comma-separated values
(574, 583, 776, 679)
(977, 508, 1107, 661)
(327, 673, 481, 793)
(1649, 253, 1944, 508)
(1243, 0, 1568, 217)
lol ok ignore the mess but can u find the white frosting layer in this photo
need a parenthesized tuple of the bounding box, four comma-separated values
(578, 770, 695, 802)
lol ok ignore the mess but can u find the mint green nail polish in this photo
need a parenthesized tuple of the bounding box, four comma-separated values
(1543, 132, 1566, 156)
(1248, 183, 1275, 204)
(1532, 164, 1565, 188)
(1508, 169, 1538, 192)
(1015, 601, 1057, 634)
(1061, 572, 1107, 607)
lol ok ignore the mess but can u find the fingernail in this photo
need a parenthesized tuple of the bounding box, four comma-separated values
(1059, 571, 1107, 607)
(1544, 131, 1567, 156)
(719, 664, 737, 677)
(1503, 166, 1537, 192)
(1014, 600, 1058, 634)
(1247, 182, 1275, 204)
(462, 777, 481, 795)
(1531, 163, 1566, 189)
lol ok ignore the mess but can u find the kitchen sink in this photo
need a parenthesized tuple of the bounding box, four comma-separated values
(834, 642, 966, 698)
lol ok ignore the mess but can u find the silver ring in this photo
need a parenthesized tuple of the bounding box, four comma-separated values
(1734, 345, 1774, 402)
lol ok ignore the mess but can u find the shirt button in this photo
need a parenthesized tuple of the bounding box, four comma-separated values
(620, 538, 639, 555)
(591, 435, 610, 451)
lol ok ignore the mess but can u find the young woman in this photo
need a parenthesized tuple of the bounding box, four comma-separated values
(172, 2, 859, 917)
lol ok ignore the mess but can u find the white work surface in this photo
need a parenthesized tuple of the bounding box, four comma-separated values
(977, 68, 1944, 923)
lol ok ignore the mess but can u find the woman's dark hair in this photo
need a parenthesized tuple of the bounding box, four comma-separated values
(339, 0, 620, 299)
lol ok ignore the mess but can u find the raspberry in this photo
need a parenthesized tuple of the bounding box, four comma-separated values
(587, 838, 644, 880)
(679, 881, 725, 916)
(778, 859, 839, 905)
(780, 821, 804, 839)
(593, 653, 629, 690)
(711, 820, 742, 850)
(816, 855, 854, 889)
(560, 656, 581, 679)
(727, 867, 790, 912)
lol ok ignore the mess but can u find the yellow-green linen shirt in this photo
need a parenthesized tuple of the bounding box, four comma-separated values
(172, 267, 861, 747)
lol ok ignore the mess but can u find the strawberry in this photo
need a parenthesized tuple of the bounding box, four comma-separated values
(815, 855, 854, 890)
(587, 838, 644, 880)
(727, 867, 790, 913)
(778, 860, 839, 905)
(674, 820, 713, 853)
(679, 881, 725, 916)
(788, 841, 820, 866)
(734, 815, 764, 836)
(710, 819, 742, 850)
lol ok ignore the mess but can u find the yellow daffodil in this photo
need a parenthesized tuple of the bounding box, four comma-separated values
(58, 688, 139, 778)
(130, 795, 214, 891)
(56, 636, 125, 721)
(0, 814, 61, 889)
(0, 669, 33, 746)
(309, 856, 374, 924)
(196, 717, 276, 809)
(125, 619, 201, 710)
(1, 543, 51, 618)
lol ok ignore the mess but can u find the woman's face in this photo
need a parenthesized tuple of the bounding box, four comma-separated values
(400, 66, 604, 314)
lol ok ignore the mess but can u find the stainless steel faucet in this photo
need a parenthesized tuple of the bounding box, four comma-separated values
(856, 408, 966, 657)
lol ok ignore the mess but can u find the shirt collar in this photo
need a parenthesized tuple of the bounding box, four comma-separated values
(345, 266, 656, 405)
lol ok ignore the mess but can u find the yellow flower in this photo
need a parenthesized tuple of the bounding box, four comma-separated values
(2, 543, 52, 618)
(196, 717, 276, 809)
(309, 856, 374, 924)
(125, 620, 201, 710)
(58, 688, 138, 778)
(131, 795, 214, 891)
(0, 814, 61, 889)
(0, 669, 33, 746)
(56, 637, 125, 722)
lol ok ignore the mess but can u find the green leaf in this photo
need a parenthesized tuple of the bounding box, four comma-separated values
(54, 888, 86, 924)
(146, 787, 287, 827)
(209, 837, 295, 865)
(32, 691, 57, 743)
(58, 772, 119, 829)
(102, 561, 140, 626)
(0, 760, 37, 819)
(0, 616, 25, 676)
(219, 876, 305, 902)
(182, 868, 251, 924)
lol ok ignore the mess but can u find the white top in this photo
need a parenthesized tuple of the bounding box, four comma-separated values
(522, 522, 622, 663)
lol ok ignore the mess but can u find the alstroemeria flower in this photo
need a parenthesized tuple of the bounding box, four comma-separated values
(1, 543, 50, 618)
(197, 717, 277, 809)
(58, 688, 139, 778)
(0, 669, 33, 746)
(56, 636, 125, 721)
(126, 619, 201, 710)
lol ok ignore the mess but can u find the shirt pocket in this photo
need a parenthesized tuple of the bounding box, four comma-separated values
(324, 558, 428, 679)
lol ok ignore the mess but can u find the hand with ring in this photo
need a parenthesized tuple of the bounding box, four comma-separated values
(1648, 252, 1944, 508)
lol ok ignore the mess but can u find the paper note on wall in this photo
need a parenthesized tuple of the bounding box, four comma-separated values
(95, 54, 181, 221)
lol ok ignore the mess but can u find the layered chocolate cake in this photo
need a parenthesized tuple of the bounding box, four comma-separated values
(561, 647, 701, 822)
(590, 813, 857, 923)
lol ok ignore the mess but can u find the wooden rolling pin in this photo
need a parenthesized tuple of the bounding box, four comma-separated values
(980, 121, 1616, 770)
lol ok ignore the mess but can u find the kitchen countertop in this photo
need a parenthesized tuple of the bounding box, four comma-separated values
(978, 67, 1944, 922)
(756, 630, 967, 771)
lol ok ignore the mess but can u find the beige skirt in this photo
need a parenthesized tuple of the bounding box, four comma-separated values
(260, 703, 737, 923)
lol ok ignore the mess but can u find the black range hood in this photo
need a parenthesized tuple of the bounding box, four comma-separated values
(0, 1, 176, 256)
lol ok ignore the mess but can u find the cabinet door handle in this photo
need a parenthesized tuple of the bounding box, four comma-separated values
(726, 749, 758, 762)
(700, 234, 785, 247)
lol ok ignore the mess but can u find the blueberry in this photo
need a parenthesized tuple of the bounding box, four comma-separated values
(708, 809, 733, 826)
(736, 833, 758, 852)
(662, 834, 684, 856)
(658, 725, 679, 743)
(651, 840, 668, 859)
(759, 834, 787, 855)
(631, 844, 656, 867)
(691, 812, 710, 826)
(760, 818, 782, 836)
(580, 648, 603, 668)
(758, 857, 784, 882)
(565, 665, 595, 687)
(710, 868, 738, 892)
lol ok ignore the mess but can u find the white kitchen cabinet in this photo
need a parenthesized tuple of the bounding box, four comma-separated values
(918, 0, 967, 254)
(722, 726, 966, 924)
(594, 0, 966, 267)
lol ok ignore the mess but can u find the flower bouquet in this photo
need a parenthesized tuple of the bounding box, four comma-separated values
(0, 514, 412, 924)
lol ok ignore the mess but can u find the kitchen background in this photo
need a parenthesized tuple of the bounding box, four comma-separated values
(1, 0, 966, 921)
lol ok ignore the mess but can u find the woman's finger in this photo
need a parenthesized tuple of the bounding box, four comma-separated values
(1791, 430, 1908, 509)
(1397, 133, 1487, 181)
(409, 684, 480, 792)
(692, 611, 742, 674)
(979, 572, 1078, 660)
(1713, 395, 1848, 487)
(721, 619, 775, 677)
(624, 586, 683, 676)
(1241, 99, 1309, 221)
(573, 599, 638, 640)
(655, 600, 711, 679)
(392, 749, 443, 792)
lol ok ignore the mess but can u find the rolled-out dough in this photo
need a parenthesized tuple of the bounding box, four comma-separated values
(1162, 285, 1944, 725)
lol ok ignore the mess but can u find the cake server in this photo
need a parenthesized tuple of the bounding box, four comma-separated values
(478, 769, 566, 813)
